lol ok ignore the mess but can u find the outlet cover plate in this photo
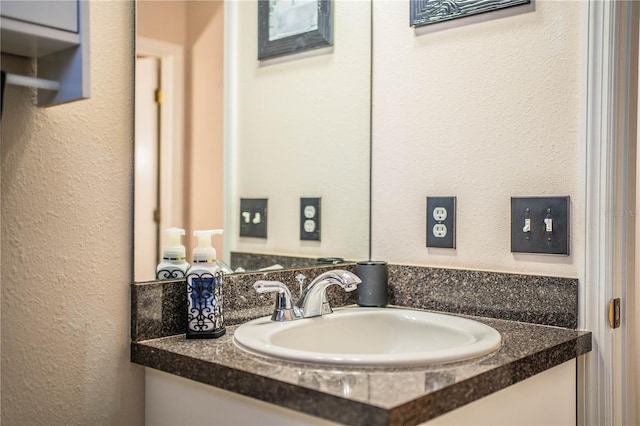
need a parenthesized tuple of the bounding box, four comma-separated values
(510, 196, 570, 255)
(240, 198, 268, 238)
(300, 197, 321, 241)
(427, 196, 456, 249)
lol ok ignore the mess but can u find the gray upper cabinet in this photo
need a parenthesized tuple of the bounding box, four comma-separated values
(2, 0, 78, 33)
(0, 0, 90, 106)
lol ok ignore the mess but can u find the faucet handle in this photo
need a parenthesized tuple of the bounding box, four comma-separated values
(253, 281, 302, 321)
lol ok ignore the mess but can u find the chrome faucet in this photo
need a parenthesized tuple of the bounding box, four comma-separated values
(297, 270, 361, 318)
(253, 270, 361, 321)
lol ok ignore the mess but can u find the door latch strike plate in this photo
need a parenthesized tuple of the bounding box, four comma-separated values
(608, 298, 620, 329)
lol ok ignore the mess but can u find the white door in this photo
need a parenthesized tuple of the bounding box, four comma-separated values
(135, 56, 161, 282)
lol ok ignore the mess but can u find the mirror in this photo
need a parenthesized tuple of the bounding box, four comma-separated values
(134, 0, 372, 282)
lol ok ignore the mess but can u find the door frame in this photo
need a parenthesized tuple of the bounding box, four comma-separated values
(580, 1, 638, 425)
(136, 37, 185, 242)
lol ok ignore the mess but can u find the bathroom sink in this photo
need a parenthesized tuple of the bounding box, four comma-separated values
(233, 307, 501, 366)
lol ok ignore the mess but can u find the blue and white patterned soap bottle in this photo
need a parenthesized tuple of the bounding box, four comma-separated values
(186, 229, 225, 339)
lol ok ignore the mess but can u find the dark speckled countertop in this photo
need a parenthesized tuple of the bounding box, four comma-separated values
(131, 263, 591, 426)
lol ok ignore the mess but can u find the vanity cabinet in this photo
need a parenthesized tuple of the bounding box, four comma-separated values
(0, 0, 90, 106)
(132, 267, 590, 425)
(145, 360, 576, 426)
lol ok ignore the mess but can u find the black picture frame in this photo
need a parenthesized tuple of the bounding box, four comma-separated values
(410, 0, 531, 27)
(258, 0, 333, 60)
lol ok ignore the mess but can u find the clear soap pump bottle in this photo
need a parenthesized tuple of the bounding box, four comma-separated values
(155, 227, 190, 280)
(186, 229, 226, 339)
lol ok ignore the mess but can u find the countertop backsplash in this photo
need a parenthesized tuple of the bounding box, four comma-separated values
(131, 263, 578, 342)
(387, 265, 577, 329)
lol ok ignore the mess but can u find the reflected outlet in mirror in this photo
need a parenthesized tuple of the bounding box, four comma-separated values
(300, 197, 320, 241)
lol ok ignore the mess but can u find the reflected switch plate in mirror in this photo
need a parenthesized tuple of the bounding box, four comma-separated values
(240, 198, 268, 238)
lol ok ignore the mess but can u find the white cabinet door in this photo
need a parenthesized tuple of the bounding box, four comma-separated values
(146, 360, 577, 426)
(425, 360, 576, 426)
(145, 368, 339, 426)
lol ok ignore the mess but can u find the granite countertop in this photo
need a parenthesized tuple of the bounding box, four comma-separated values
(131, 307, 591, 426)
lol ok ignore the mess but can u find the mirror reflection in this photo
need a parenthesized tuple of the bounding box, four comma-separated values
(134, 0, 371, 282)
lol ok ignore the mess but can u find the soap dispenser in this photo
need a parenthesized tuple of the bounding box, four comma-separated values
(186, 229, 226, 339)
(155, 227, 190, 280)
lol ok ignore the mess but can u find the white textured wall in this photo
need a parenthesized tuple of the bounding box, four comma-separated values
(229, 0, 371, 262)
(372, 1, 583, 277)
(1, 1, 144, 424)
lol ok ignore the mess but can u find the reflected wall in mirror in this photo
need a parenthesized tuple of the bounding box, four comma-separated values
(135, 0, 224, 282)
(134, 0, 371, 282)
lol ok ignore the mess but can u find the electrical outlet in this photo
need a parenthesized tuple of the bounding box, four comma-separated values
(427, 197, 456, 249)
(433, 207, 448, 222)
(433, 223, 447, 238)
(239, 198, 268, 238)
(300, 197, 321, 241)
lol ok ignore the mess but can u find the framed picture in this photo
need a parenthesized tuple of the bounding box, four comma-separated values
(258, 0, 333, 60)
(410, 0, 531, 27)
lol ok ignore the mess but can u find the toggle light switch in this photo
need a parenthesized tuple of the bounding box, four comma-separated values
(511, 197, 569, 255)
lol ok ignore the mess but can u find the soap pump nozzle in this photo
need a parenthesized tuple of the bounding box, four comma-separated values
(163, 227, 187, 260)
(156, 227, 190, 280)
(192, 229, 223, 263)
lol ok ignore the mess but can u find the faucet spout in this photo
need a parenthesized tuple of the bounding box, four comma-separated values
(252, 270, 361, 321)
(297, 270, 361, 318)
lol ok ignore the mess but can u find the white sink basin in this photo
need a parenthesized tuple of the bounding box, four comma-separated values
(233, 307, 501, 366)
